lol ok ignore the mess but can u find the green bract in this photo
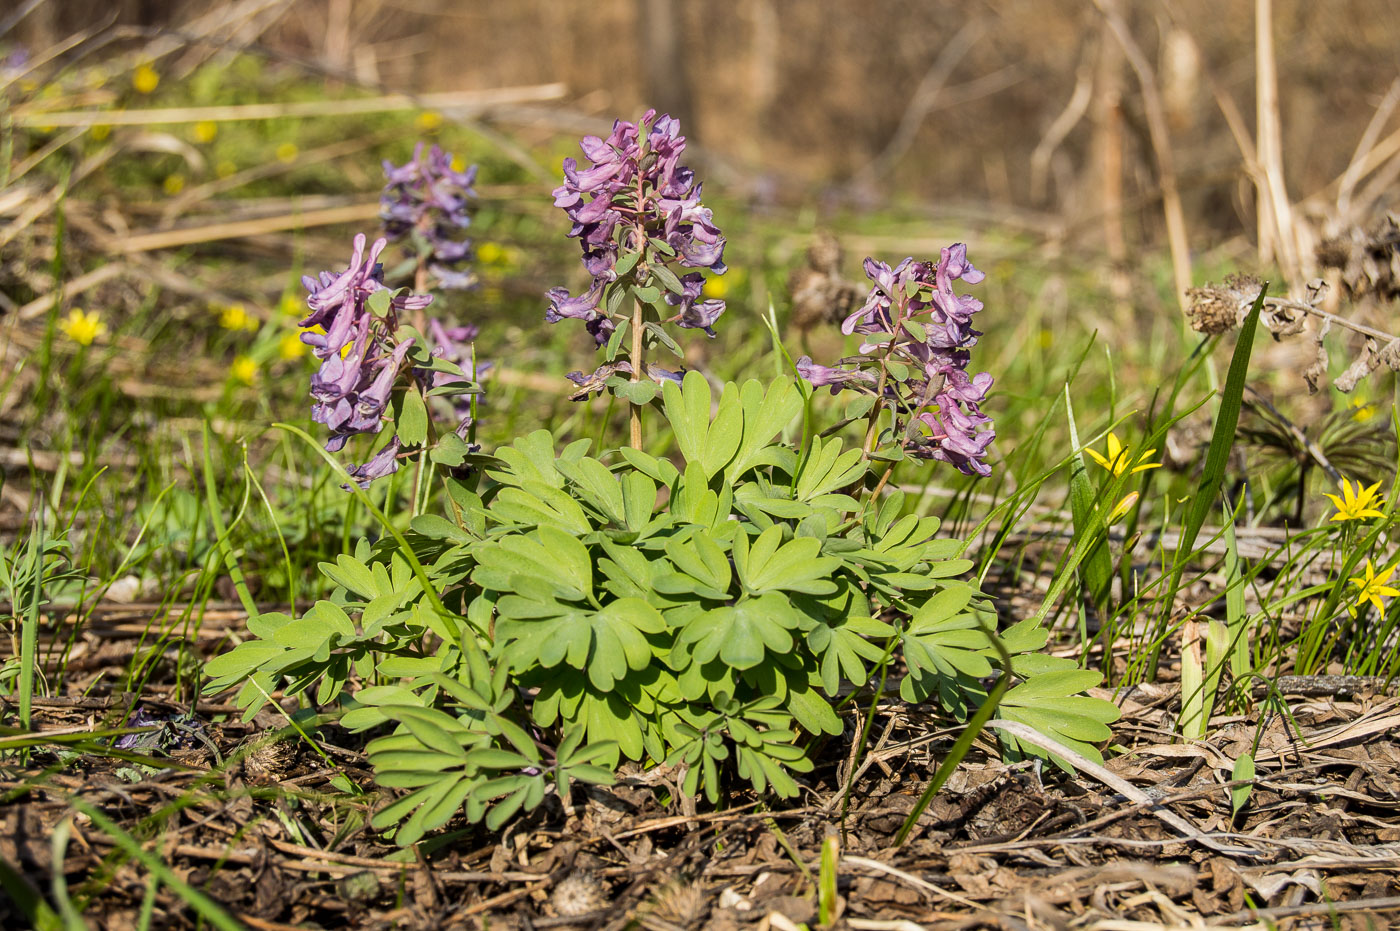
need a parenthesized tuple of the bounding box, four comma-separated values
(207, 372, 1118, 843)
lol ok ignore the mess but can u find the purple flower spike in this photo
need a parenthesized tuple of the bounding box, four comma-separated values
(547, 110, 729, 391)
(380, 143, 479, 290)
(303, 235, 434, 456)
(799, 242, 995, 477)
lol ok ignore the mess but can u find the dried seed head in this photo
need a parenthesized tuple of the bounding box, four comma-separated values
(637, 878, 707, 931)
(1316, 214, 1400, 303)
(1184, 274, 1263, 334)
(551, 871, 609, 918)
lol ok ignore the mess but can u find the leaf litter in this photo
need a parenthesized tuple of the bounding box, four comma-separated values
(2, 608, 1398, 930)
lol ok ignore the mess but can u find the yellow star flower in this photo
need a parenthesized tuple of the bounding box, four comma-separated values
(162, 173, 185, 196)
(1348, 559, 1399, 617)
(1325, 478, 1385, 523)
(278, 293, 303, 317)
(231, 356, 258, 385)
(1085, 432, 1161, 479)
(132, 63, 159, 94)
(59, 309, 106, 346)
(416, 110, 444, 131)
(275, 142, 299, 164)
(193, 120, 218, 143)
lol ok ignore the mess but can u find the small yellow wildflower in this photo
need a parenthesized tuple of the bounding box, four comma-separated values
(1325, 478, 1385, 523)
(59, 309, 106, 346)
(278, 331, 308, 361)
(416, 110, 444, 131)
(90, 123, 112, 141)
(216, 160, 237, 179)
(1038, 327, 1053, 350)
(702, 276, 729, 299)
(132, 63, 159, 94)
(1086, 432, 1161, 479)
(219, 303, 258, 332)
(278, 293, 303, 317)
(275, 142, 298, 164)
(231, 356, 258, 385)
(477, 242, 505, 265)
(162, 173, 185, 196)
(1349, 398, 1376, 423)
(450, 155, 466, 173)
(1347, 559, 1399, 617)
(193, 120, 218, 144)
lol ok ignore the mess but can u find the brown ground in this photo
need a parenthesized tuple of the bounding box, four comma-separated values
(3, 601, 1399, 931)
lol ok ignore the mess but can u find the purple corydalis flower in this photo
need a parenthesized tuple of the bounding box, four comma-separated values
(343, 437, 404, 489)
(303, 235, 432, 454)
(665, 273, 724, 337)
(796, 356, 878, 392)
(547, 110, 728, 372)
(381, 143, 479, 290)
(798, 243, 995, 477)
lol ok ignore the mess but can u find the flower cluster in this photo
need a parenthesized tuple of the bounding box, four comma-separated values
(381, 143, 479, 290)
(797, 244, 995, 476)
(547, 110, 726, 381)
(300, 233, 431, 468)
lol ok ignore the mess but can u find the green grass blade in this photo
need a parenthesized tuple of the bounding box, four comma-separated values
(1160, 284, 1267, 661)
(65, 798, 242, 931)
(1065, 386, 1114, 615)
(200, 421, 259, 622)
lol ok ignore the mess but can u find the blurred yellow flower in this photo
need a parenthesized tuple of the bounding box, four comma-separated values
(416, 110, 444, 131)
(215, 160, 237, 179)
(132, 64, 159, 94)
(59, 309, 106, 346)
(162, 173, 185, 196)
(193, 120, 218, 143)
(275, 142, 298, 164)
(1038, 327, 1053, 349)
(90, 123, 112, 141)
(450, 155, 465, 173)
(702, 276, 729, 299)
(231, 356, 258, 385)
(278, 293, 303, 317)
(1349, 398, 1376, 423)
(477, 242, 504, 265)
(219, 303, 258, 332)
(278, 332, 308, 361)
(1086, 432, 1161, 479)
(1325, 478, 1385, 523)
(1348, 559, 1399, 617)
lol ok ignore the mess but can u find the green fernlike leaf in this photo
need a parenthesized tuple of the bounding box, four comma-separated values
(662, 370, 744, 478)
(495, 594, 665, 691)
(998, 669, 1120, 769)
(733, 525, 840, 595)
(675, 592, 798, 669)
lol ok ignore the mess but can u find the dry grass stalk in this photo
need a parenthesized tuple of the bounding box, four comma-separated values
(12, 84, 569, 128)
(109, 201, 382, 254)
(1091, 0, 1193, 316)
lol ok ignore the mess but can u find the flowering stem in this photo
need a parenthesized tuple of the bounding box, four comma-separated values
(630, 297, 645, 449)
